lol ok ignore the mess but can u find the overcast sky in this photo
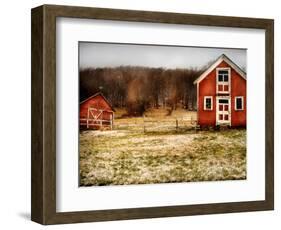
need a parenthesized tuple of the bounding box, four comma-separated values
(79, 42, 246, 70)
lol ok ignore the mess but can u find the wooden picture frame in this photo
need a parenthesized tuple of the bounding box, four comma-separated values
(31, 4, 274, 225)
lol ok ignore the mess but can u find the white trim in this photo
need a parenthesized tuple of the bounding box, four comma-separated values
(216, 67, 231, 94)
(235, 96, 244, 110)
(197, 82, 199, 119)
(216, 96, 231, 126)
(204, 96, 213, 110)
(193, 54, 246, 85)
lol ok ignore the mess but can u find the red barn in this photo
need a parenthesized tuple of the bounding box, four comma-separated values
(80, 92, 115, 129)
(193, 54, 246, 128)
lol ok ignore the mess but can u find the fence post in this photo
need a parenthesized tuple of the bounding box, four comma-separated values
(87, 107, 90, 129)
(143, 115, 146, 133)
(110, 114, 113, 130)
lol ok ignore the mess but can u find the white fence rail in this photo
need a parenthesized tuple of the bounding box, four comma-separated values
(80, 107, 113, 129)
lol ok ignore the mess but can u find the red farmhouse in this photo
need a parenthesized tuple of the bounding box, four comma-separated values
(193, 54, 246, 127)
(80, 92, 115, 129)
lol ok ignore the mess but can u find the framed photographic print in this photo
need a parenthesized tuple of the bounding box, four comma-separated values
(31, 4, 274, 225)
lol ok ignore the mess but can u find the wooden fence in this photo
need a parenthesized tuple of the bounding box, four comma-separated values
(143, 116, 198, 132)
(113, 115, 199, 132)
(80, 107, 113, 129)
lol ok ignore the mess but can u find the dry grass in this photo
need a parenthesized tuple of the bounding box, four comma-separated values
(79, 112, 246, 186)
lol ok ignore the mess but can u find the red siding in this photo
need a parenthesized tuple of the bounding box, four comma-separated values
(198, 66, 217, 127)
(80, 95, 114, 129)
(80, 95, 113, 119)
(231, 68, 247, 127)
(197, 60, 246, 127)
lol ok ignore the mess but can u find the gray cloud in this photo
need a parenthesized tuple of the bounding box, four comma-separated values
(79, 42, 246, 70)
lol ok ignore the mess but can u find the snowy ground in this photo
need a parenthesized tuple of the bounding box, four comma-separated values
(79, 115, 246, 186)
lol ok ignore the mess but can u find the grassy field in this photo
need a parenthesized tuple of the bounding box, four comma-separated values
(79, 109, 246, 186)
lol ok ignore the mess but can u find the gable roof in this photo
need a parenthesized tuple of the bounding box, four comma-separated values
(80, 92, 115, 112)
(193, 54, 246, 85)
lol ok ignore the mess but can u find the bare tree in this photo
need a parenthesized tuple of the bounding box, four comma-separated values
(79, 66, 203, 116)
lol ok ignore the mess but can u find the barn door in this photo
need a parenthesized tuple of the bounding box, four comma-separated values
(216, 97, 231, 126)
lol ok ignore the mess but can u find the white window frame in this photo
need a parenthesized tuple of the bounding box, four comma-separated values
(216, 67, 231, 94)
(204, 96, 213, 110)
(235, 96, 244, 111)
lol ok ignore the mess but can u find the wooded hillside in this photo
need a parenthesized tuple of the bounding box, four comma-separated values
(80, 66, 204, 116)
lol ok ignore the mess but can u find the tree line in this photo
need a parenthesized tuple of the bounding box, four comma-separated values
(80, 66, 204, 116)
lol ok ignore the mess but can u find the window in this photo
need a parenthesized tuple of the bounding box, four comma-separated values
(204, 96, 212, 110)
(218, 70, 229, 82)
(219, 99, 229, 104)
(217, 68, 230, 93)
(235, 97, 244, 110)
